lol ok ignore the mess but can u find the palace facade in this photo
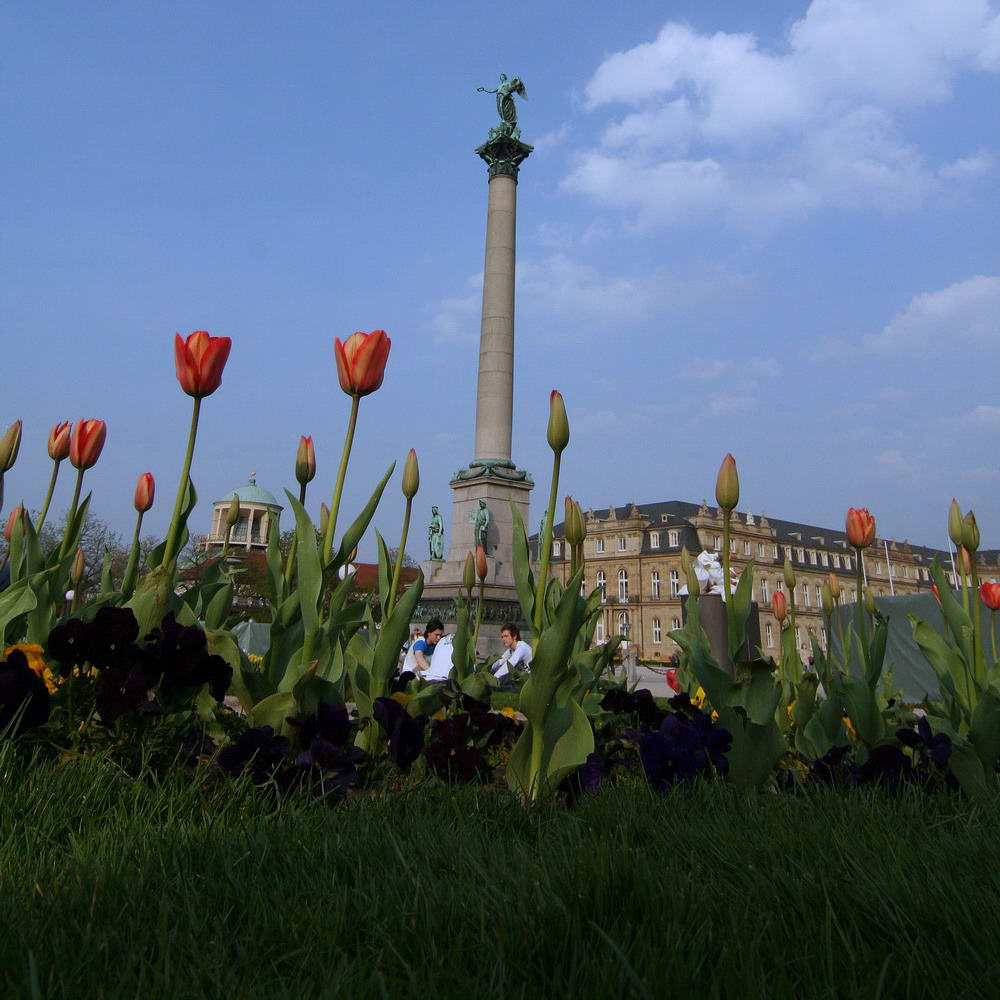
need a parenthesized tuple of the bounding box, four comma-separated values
(546, 500, 1000, 662)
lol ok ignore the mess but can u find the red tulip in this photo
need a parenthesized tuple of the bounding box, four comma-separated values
(334, 330, 391, 397)
(931, 584, 941, 604)
(69, 419, 106, 470)
(475, 544, 488, 582)
(981, 582, 1000, 611)
(296, 436, 316, 487)
(48, 421, 71, 461)
(845, 508, 876, 549)
(666, 668, 681, 693)
(4, 506, 24, 542)
(174, 330, 232, 398)
(134, 472, 155, 513)
(772, 589, 788, 623)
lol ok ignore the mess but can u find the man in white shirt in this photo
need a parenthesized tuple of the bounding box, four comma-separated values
(492, 621, 532, 680)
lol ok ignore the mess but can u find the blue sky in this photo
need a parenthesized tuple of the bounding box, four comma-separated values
(2, 0, 998, 557)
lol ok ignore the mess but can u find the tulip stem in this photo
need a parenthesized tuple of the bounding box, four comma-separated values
(164, 397, 202, 567)
(121, 511, 144, 600)
(990, 610, 997, 668)
(36, 458, 62, 533)
(387, 495, 412, 618)
(323, 395, 360, 566)
(970, 556, 984, 685)
(58, 468, 86, 562)
(721, 508, 737, 667)
(472, 578, 484, 654)
(533, 451, 561, 636)
(283, 483, 307, 590)
(855, 551, 870, 675)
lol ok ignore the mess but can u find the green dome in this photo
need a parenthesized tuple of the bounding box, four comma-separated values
(219, 478, 282, 509)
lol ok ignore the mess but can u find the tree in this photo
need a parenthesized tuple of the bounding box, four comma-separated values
(387, 547, 417, 569)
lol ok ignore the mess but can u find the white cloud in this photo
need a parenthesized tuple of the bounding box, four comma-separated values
(864, 275, 1000, 353)
(565, 0, 1000, 224)
(681, 357, 779, 387)
(960, 404, 1000, 429)
(875, 448, 918, 479)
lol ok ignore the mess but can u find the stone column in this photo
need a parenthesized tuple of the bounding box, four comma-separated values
(473, 173, 517, 464)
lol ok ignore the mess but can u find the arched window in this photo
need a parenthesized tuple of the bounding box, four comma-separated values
(596, 571, 606, 602)
(618, 611, 630, 636)
(618, 569, 629, 602)
(651, 570, 661, 599)
(595, 617, 605, 643)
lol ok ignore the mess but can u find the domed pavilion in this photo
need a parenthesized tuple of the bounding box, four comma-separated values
(203, 473, 283, 552)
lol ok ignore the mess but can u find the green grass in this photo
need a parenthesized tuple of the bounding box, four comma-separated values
(2, 745, 999, 999)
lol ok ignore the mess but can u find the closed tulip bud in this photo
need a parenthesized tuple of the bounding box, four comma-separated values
(931, 583, 941, 604)
(783, 558, 796, 591)
(476, 544, 488, 582)
(961, 511, 980, 553)
(174, 330, 232, 398)
(958, 545, 972, 575)
(48, 421, 71, 461)
(319, 503, 330, 538)
(546, 390, 569, 454)
(821, 582, 834, 616)
(564, 496, 584, 546)
(715, 453, 739, 512)
(864, 587, 877, 614)
(773, 589, 788, 623)
(845, 507, 876, 549)
(680, 547, 691, 576)
(574, 500, 587, 542)
(134, 473, 155, 513)
(827, 572, 841, 600)
(463, 552, 476, 592)
(4, 506, 24, 542)
(69, 419, 107, 470)
(980, 582, 1000, 611)
(70, 546, 85, 586)
(948, 499, 964, 548)
(0, 420, 23, 472)
(295, 436, 316, 487)
(401, 448, 419, 499)
(334, 330, 391, 397)
(225, 495, 241, 531)
(666, 668, 681, 693)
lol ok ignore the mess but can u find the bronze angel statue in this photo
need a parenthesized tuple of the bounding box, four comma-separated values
(477, 73, 528, 136)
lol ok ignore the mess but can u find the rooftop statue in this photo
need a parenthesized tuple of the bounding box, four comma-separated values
(477, 73, 528, 139)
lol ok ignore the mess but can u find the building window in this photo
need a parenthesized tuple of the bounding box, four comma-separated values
(668, 530, 679, 547)
(851, 587, 857, 602)
(775, 580, 784, 594)
(743, 540, 751, 555)
(815, 585, 822, 607)
(760, 578, 770, 605)
(595, 617, 605, 643)
(250, 517, 261, 543)
(809, 551, 818, 565)
(650, 531, 660, 549)
(821, 627, 828, 648)
(765, 623, 773, 648)
(552, 540, 561, 557)
(821, 552, 828, 566)
(874, 560, 882, 575)
(596, 538, 605, 554)
(618, 569, 629, 602)
(729, 537, 736, 553)
(832, 554, 841, 568)
(798, 547, 805, 562)
(787, 545, 796, 561)
(669, 569, 680, 597)
(652, 618, 662, 644)
(618, 611, 630, 637)
(757, 542, 765, 558)
(671, 617, 681, 632)
(596, 571, 606, 602)
(801, 584, 810, 607)
(651, 571, 661, 599)
(796, 626, 805, 648)
(232, 516, 248, 542)
(843, 555, 852, 570)
(617, 536, 626, 551)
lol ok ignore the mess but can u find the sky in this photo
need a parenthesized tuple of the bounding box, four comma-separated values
(2, 0, 999, 559)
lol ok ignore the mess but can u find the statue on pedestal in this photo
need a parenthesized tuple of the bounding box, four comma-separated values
(477, 73, 528, 139)
(428, 506, 444, 560)
(470, 499, 491, 550)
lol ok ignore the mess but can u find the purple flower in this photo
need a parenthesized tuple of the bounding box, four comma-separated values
(0, 649, 50, 737)
(373, 697, 427, 773)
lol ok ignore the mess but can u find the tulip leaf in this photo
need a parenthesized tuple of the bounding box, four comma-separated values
(741, 658, 781, 726)
(125, 565, 175, 641)
(204, 579, 234, 630)
(947, 741, 992, 803)
(728, 558, 756, 662)
(791, 674, 819, 732)
(910, 616, 973, 719)
(866, 615, 889, 689)
(331, 462, 395, 572)
(375, 530, 392, 615)
(247, 691, 297, 738)
(510, 504, 536, 628)
(370, 568, 424, 691)
(451, 595, 473, 682)
(969, 686, 1000, 775)
(285, 491, 322, 637)
(719, 707, 785, 791)
(929, 560, 973, 663)
(838, 674, 884, 749)
(0, 580, 37, 647)
(265, 516, 286, 607)
(671, 594, 737, 712)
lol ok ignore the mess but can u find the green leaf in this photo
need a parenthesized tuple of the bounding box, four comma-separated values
(510, 504, 536, 628)
(0, 580, 37, 646)
(929, 559, 973, 663)
(791, 674, 819, 732)
(728, 558, 756, 663)
(265, 514, 285, 607)
(285, 491, 322, 636)
(718, 707, 784, 791)
(911, 616, 974, 720)
(247, 691, 297, 738)
(866, 616, 889, 689)
(125, 565, 175, 640)
(969, 686, 1000, 775)
(331, 463, 395, 571)
(948, 741, 993, 803)
(370, 568, 424, 692)
(375, 530, 392, 615)
(670, 594, 737, 712)
(203, 579, 234, 631)
(838, 674, 884, 749)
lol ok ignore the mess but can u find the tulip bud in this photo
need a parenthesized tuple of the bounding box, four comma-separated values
(948, 499, 964, 548)
(864, 587, 876, 615)
(133, 472, 155, 514)
(463, 552, 476, 592)
(401, 448, 419, 499)
(4, 506, 24, 542)
(821, 582, 834, 616)
(0, 420, 23, 472)
(70, 546, 85, 586)
(666, 668, 681, 693)
(773, 589, 788, 623)
(827, 572, 841, 600)
(961, 511, 980, 553)
(715, 453, 739, 512)
(680, 547, 691, 576)
(48, 421, 71, 461)
(783, 558, 796, 592)
(69, 419, 107, 471)
(574, 499, 587, 542)
(476, 545, 488, 582)
(546, 390, 569, 454)
(845, 507, 876, 549)
(564, 496, 584, 546)
(225, 495, 241, 531)
(319, 503, 330, 539)
(931, 584, 941, 604)
(958, 545, 972, 575)
(295, 436, 316, 487)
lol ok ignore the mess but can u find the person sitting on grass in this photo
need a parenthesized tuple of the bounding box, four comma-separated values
(411, 618, 444, 676)
(492, 622, 532, 680)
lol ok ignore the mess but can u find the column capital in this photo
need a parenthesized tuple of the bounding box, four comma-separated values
(475, 134, 534, 180)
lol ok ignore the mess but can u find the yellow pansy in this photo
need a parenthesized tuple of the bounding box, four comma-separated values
(5, 643, 60, 694)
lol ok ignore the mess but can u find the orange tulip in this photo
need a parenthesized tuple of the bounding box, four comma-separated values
(69, 419, 106, 470)
(48, 421, 71, 461)
(958, 546, 972, 575)
(174, 330, 232, 398)
(772, 589, 788, 623)
(4, 506, 24, 541)
(334, 330, 391, 397)
(134, 473, 155, 513)
(827, 572, 841, 600)
(296, 436, 316, 487)
(476, 545, 488, 581)
(931, 584, 941, 604)
(845, 508, 876, 549)
(981, 582, 1000, 611)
